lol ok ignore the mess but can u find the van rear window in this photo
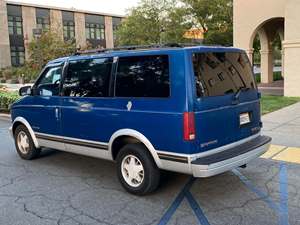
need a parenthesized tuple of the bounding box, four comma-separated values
(192, 52, 256, 97)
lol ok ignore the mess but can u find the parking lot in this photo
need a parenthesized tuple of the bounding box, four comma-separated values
(1, 115, 300, 225)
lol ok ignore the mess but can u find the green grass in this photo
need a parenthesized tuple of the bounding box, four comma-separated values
(261, 95, 300, 115)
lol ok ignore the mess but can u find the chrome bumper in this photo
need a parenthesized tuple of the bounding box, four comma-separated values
(191, 135, 272, 178)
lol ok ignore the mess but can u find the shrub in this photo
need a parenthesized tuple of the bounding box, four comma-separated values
(0, 91, 20, 113)
(13, 64, 40, 83)
(28, 31, 76, 71)
(0, 64, 40, 83)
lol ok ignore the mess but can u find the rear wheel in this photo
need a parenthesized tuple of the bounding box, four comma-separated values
(116, 143, 160, 195)
(14, 125, 41, 160)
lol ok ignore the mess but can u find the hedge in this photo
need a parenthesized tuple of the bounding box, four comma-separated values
(0, 92, 20, 113)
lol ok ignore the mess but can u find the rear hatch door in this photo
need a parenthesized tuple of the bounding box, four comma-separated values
(192, 51, 261, 153)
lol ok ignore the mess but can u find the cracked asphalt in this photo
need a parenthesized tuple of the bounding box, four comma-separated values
(1, 118, 300, 225)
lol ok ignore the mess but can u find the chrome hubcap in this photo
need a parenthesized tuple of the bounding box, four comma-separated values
(17, 131, 30, 154)
(121, 155, 144, 187)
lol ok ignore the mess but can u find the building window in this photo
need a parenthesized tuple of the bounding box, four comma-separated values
(63, 21, 75, 40)
(10, 46, 25, 67)
(36, 17, 50, 31)
(7, 4, 23, 36)
(85, 23, 105, 40)
(85, 14, 106, 48)
(8, 15, 23, 35)
(36, 8, 50, 31)
(62, 11, 75, 41)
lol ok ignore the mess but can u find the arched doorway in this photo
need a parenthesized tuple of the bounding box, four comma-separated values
(249, 18, 285, 86)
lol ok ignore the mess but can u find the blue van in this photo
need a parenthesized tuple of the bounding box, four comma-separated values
(10, 45, 271, 195)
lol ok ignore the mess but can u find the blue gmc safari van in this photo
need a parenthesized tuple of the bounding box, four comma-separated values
(10, 45, 271, 195)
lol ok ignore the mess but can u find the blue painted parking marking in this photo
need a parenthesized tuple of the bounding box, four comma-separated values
(233, 164, 289, 225)
(159, 164, 289, 225)
(279, 163, 289, 225)
(232, 169, 280, 212)
(185, 191, 210, 225)
(158, 177, 210, 225)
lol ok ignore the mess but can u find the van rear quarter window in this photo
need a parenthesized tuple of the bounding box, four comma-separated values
(192, 52, 256, 97)
(115, 55, 170, 98)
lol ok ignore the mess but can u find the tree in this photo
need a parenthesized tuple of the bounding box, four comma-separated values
(116, 0, 193, 46)
(183, 0, 233, 46)
(28, 31, 76, 70)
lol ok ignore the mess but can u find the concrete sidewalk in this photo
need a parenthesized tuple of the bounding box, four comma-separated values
(0, 113, 11, 121)
(262, 102, 300, 147)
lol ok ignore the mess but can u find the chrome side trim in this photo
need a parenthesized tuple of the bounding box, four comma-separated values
(36, 133, 111, 160)
(37, 138, 65, 151)
(158, 159, 191, 175)
(35, 132, 109, 150)
(64, 143, 111, 160)
(109, 129, 162, 168)
(12, 117, 40, 148)
(157, 153, 188, 163)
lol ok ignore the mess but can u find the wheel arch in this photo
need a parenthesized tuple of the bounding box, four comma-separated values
(109, 129, 162, 168)
(12, 117, 40, 148)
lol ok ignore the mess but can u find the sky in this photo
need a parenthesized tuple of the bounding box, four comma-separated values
(12, 0, 140, 16)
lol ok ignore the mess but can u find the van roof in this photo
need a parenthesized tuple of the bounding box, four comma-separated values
(47, 45, 245, 66)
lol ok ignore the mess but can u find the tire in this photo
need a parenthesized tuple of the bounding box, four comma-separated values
(116, 143, 160, 195)
(14, 124, 41, 160)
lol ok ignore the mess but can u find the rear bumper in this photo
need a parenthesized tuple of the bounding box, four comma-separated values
(191, 135, 271, 177)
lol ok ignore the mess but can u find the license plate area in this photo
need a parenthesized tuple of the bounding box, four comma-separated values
(240, 112, 251, 126)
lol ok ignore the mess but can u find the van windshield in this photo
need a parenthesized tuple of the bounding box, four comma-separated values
(192, 52, 256, 98)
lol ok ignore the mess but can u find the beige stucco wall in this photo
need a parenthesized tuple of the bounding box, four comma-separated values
(0, 0, 11, 68)
(234, 0, 300, 97)
(22, 6, 36, 60)
(74, 12, 86, 49)
(233, 0, 286, 50)
(50, 9, 63, 39)
(283, 0, 300, 96)
(105, 16, 114, 48)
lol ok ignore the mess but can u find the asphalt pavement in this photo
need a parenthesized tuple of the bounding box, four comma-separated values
(0, 118, 300, 225)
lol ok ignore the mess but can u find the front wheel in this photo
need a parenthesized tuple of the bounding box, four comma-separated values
(14, 125, 41, 160)
(116, 143, 160, 195)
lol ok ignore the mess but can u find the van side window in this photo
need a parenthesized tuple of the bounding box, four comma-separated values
(115, 55, 170, 98)
(35, 66, 62, 96)
(63, 58, 112, 97)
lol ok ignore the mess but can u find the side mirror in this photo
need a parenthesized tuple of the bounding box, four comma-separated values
(19, 85, 32, 96)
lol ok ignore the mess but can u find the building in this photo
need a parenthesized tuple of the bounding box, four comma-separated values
(234, 0, 300, 97)
(0, 0, 123, 69)
(183, 28, 204, 43)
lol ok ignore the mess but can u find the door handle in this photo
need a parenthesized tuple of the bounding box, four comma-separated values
(79, 103, 93, 112)
(55, 107, 59, 120)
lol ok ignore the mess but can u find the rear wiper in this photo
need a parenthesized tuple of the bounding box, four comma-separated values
(233, 87, 250, 101)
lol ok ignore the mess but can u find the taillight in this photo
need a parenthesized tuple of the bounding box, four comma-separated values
(183, 112, 196, 141)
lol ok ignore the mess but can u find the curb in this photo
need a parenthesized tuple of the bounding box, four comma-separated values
(0, 113, 11, 121)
